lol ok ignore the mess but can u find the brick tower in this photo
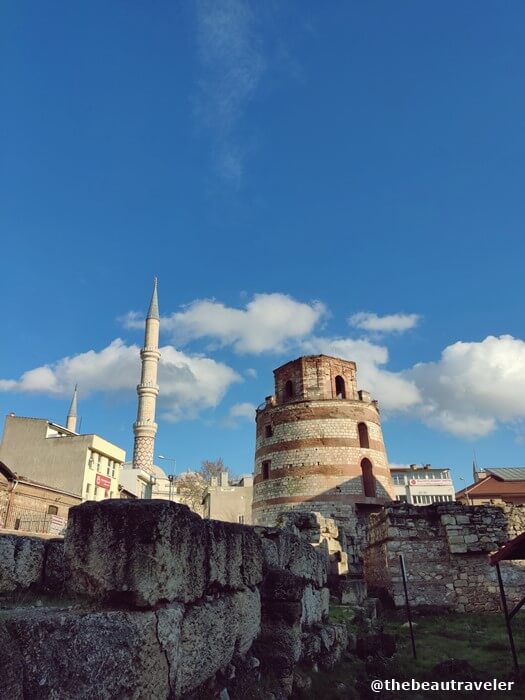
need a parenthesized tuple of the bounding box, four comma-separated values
(252, 355, 394, 530)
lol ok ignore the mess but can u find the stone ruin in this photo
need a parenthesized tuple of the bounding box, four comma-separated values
(276, 511, 368, 608)
(0, 500, 351, 699)
(364, 501, 525, 613)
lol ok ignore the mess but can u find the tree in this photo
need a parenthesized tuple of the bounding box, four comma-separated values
(200, 458, 229, 483)
(175, 471, 207, 516)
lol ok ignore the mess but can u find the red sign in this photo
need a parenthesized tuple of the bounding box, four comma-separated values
(96, 473, 112, 490)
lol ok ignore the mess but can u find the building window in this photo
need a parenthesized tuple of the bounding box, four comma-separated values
(358, 422, 369, 449)
(238, 515, 245, 524)
(284, 380, 294, 400)
(85, 483, 91, 495)
(262, 461, 270, 480)
(335, 375, 346, 399)
(361, 458, 375, 497)
(398, 495, 407, 502)
(265, 425, 273, 438)
(47, 505, 58, 515)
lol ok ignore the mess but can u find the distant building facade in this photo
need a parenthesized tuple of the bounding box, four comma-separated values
(0, 414, 125, 502)
(390, 464, 455, 505)
(0, 460, 80, 534)
(202, 473, 253, 524)
(456, 467, 525, 505)
(252, 355, 394, 530)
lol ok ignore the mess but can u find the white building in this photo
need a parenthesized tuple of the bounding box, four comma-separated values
(0, 412, 125, 503)
(119, 462, 175, 500)
(390, 464, 456, 505)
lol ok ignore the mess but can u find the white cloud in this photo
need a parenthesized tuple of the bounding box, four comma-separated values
(229, 402, 256, 420)
(405, 335, 525, 438)
(303, 333, 525, 438)
(194, 0, 265, 182)
(0, 339, 241, 422)
(245, 368, 258, 378)
(349, 312, 420, 334)
(125, 293, 326, 355)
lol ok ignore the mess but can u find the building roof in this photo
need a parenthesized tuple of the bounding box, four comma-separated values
(485, 467, 525, 481)
(456, 474, 525, 499)
(390, 465, 450, 472)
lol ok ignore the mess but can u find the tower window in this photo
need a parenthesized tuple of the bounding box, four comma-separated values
(262, 461, 270, 480)
(47, 505, 58, 515)
(361, 458, 375, 497)
(335, 375, 346, 399)
(284, 380, 294, 400)
(265, 425, 273, 438)
(358, 422, 370, 449)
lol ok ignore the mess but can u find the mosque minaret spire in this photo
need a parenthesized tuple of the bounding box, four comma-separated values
(132, 278, 160, 473)
(66, 384, 78, 432)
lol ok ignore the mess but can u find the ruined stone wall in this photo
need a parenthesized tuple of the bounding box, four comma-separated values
(0, 500, 346, 700)
(364, 502, 525, 613)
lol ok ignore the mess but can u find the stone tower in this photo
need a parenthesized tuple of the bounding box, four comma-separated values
(252, 355, 394, 529)
(132, 278, 160, 474)
(66, 384, 78, 432)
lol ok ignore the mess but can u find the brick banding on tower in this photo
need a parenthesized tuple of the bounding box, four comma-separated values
(252, 355, 394, 528)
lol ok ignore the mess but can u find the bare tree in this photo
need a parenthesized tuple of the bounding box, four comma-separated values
(200, 458, 229, 483)
(175, 471, 207, 516)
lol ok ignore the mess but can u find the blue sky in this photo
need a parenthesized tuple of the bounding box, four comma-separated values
(2, 1, 525, 487)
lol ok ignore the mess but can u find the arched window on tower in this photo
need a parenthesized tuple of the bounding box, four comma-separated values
(335, 375, 346, 399)
(284, 380, 294, 400)
(361, 458, 375, 497)
(358, 422, 369, 449)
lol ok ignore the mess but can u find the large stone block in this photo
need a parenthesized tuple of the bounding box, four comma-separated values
(0, 535, 46, 594)
(233, 587, 261, 655)
(288, 538, 327, 588)
(206, 519, 263, 591)
(0, 623, 23, 699)
(176, 596, 237, 696)
(43, 539, 69, 592)
(65, 500, 208, 606)
(261, 568, 306, 602)
(301, 584, 323, 628)
(2, 608, 170, 699)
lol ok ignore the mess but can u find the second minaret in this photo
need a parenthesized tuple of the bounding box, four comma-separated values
(132, 278, 160, 473)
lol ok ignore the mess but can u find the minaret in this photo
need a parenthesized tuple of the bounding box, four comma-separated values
(132, 278, 160, 473)
(66, 384, 78, 432)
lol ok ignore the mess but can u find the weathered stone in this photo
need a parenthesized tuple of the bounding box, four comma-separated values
(234, 587, 261, 655)
(301, 584, 323, 627)
(155, 604, 185, 694)
(261, 568, 305, 602)
(205, 520, 263, 592)
(43, 539, 69, 592)
(301, 631, 322, 665)
(0, 535, 46, 594)
(65, 500, 208, 606)
(321, 586, 330, 620)
(2, 608, 170, 699)
(288, 537, 327, 587)
(339, 578, 367, 605)
(262, 600, 302, 625)
(0, 623, 23, 699)
(176, 596, 238, 696)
